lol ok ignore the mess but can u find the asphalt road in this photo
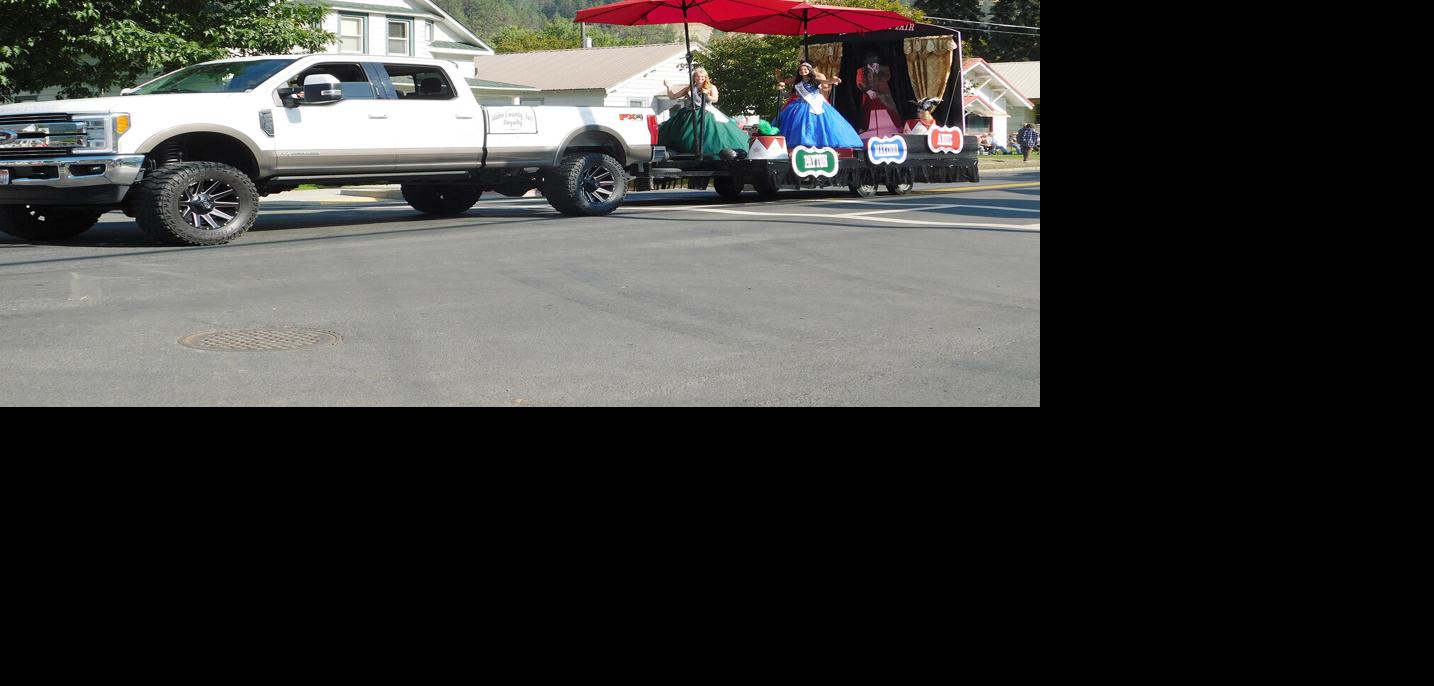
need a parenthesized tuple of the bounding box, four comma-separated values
(0, 171, 1040, 406)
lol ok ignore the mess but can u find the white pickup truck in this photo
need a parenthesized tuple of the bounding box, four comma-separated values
(0, 54, 661, 245)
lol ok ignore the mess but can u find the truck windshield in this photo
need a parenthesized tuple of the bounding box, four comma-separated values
(127, 59, 298, 95)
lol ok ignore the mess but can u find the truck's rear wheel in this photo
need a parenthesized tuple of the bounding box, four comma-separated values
(402, 183, 482, 214)
(544, 153, 627, 216)
(134, 161, 258, 246)
(0, 205, 104, 242)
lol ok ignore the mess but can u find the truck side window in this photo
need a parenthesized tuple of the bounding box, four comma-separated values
(384, 64, 455, 101)
(287, 63, 377, 100)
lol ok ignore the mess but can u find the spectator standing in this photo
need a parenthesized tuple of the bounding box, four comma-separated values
(1017, 123, 1040, 162)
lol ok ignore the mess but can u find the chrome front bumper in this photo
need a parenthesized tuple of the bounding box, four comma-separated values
(0, 154, 145, 188)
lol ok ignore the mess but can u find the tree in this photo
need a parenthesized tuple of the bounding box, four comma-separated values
(698, 0, 925, 120)
(0, 0, 333, 100)
(699, 33, 801, 120)
(912, 0, 988, 57)
(490, 18, 647, 53)
(431, 0, 681, 47)
(985, 0, 1039, 62)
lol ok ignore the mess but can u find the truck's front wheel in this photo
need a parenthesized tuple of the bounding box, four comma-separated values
(134, 161, 259, 246)
(544, 153, 627, 216)
(0, 205, 104, 242)
(402, 184, 482, 215)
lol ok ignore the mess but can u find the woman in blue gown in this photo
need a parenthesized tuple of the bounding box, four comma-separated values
(776, 61, 864, 149)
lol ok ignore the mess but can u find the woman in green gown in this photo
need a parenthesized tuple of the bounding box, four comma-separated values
(658, 67, 751, 159)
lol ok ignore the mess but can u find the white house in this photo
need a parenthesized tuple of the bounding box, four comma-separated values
(470, 43, 696, 108)
(294, 0, 494, 77)
(961, 58, 1035, 145)
(989, 60, 1039, 131)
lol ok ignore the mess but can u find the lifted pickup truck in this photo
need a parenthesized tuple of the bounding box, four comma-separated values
(0, 54, 659, 245)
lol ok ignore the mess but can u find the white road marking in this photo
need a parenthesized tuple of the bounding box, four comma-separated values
(268, 187, 1039, 230)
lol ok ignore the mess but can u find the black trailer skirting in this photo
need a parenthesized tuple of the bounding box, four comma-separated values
(636, 135, 981, 192)
(638, 156, 979, 192)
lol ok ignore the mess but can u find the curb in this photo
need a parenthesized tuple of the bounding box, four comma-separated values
(339, 187, 404, 200)
(979, 165, 1041, 174)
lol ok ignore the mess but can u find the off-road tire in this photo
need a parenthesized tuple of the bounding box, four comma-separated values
(402, 183, 482, 214)
(544, 153, 627, 216)
(0, 205, 104, 242)
(713, 175, 744, 200)
(134, 161, 259, 246)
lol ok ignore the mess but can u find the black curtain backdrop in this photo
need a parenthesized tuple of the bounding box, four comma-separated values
(812, 24, 965, 130)
(831, 42, 916, 132)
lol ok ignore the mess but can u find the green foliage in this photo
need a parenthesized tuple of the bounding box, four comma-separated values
(0, 0, 333, 99)
(431, 0, 681, 47)
(489, 18, 647, 53)
(913, 0, 987, 57)
(699, 33, 800, 120)
(985, 0, 1038, 61)
(817, 0, 925, 21)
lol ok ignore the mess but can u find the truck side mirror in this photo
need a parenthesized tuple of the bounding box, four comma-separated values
(302, 74, 344, 105)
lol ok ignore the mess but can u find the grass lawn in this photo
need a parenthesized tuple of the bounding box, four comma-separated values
(979, 151, 1040, 168)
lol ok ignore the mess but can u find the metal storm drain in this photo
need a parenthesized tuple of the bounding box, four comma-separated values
(180, 328, 341, 352)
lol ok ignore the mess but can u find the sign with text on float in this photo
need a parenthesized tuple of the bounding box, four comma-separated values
(927, 126, 963, 154)
(791, 146, 840, 178)
(865, 135, 907, 165)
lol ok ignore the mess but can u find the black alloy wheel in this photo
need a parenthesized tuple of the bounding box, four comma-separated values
(178, 178, 242, 231)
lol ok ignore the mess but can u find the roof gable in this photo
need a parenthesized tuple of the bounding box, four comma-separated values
(963, 94, 1005, 116)
(989, 61, 1039, 100)
(961, 57, 1033, 109)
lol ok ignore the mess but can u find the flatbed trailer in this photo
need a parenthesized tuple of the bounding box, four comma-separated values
(632, 133, 980, 200)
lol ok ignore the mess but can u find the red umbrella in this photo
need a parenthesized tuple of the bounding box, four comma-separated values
(706, 3, 912, 60)
(576, 0, 801, 157)
(575, 0, 801, 27)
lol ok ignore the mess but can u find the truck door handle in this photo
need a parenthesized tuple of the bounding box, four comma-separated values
(369, 114, 389, 119)
(456, 114, 475, 119)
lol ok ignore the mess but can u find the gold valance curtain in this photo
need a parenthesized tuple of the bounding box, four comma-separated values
(904, 36, 957, 101)
(807, 43, 843, 100)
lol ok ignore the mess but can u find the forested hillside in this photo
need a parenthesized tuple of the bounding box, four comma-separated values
(431, 0, 925, 53)
(431, 0, 684, 49)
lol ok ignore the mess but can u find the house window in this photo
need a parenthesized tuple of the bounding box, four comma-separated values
(387, 18, 412, 56)
(965, 115, 992, 133)
(521, 98, 544, 106)
(338, 14, 366, 54)
(628, 98, 647, 107)
(426, 21, 435, 43)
